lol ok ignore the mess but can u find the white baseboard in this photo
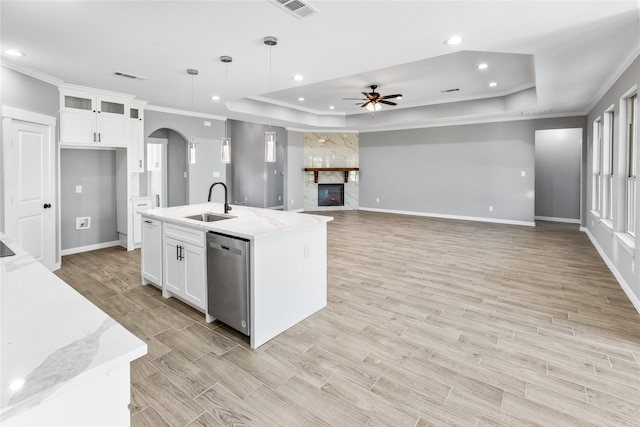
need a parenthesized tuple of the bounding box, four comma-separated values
(61, 240, 122, 256)
(359, 207, 536, 227)
(583, 228, 640, 315)
(535, 216, 581, 224)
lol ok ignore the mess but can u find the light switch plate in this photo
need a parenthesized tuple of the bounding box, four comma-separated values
(521, 171, 526, 177)
(212, 171, 220, 178)
(75, 185, 82, 193)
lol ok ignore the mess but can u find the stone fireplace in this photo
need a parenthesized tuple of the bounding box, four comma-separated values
(303, 132, 359, 211)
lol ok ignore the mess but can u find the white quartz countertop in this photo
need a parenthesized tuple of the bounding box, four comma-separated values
(140, 203, 333, 240)
(0, 235, 147, 421)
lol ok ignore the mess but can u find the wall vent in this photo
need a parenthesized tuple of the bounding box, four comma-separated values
(114, 71, 146, 80)
(271, 0, 318, 19)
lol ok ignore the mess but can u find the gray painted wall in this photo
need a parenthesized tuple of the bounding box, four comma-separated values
(60, 149, 118, 250)
(586, 55, 639, 305)
(228, 120, 285, 208)
(535, 128, 582, 221)
(143, 110, 226, 205)
(0, 66, 59, 254)
(286, 131, 305, 211)
(359, 117, 586, 224)
(167, 129, 187, 207)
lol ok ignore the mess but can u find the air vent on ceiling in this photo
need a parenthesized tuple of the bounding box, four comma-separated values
(441, 88, 460, 93)
(271, 0, 318, 19)
(114, 71, 146, 80)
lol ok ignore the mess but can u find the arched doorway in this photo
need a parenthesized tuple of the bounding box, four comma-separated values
(147, 128, 188, 207)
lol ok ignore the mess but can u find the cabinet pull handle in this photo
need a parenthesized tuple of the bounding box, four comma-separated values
(139, 160, 142, 168)
(144, 220, 152, 224)
(176, 244, 180, 261)
(93, 132, 96, 142)
(98, 133, 101, 142)
(180, 245, 184, 261)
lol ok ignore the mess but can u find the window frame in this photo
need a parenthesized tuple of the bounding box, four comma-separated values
(626, 93, 637, 237)
(592, 117, 603, 214)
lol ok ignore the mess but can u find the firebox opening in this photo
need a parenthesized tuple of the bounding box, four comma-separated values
(318, 184, 344, 206)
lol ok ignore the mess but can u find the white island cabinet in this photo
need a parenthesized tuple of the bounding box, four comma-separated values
(162, 223, 207, 311)
(140, 203, 332, 349)
(0, 234, 146, 426)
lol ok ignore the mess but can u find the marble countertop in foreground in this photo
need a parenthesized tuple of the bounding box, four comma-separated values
(0, 235, 147, 421)
(141, 203, 333, 240)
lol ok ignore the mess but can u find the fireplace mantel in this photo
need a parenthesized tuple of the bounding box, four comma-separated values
(304, 167, 359, 183)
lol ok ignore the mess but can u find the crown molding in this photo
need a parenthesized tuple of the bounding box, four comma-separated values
(585, 37, 640, 114)
(145, 104, 226, 121)
(1, 59, 64, 86)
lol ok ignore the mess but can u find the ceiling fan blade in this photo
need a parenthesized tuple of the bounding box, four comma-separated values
(379, 94, 403, 100)
(363, 92, 376, 100)
(379, 100, 397, 106)
(342, 97, 366, 100)
(360, 101, 371, 108)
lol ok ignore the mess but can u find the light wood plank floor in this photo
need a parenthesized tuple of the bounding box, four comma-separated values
(55, 211, 640, 426)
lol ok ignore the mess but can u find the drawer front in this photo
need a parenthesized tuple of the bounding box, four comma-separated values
(163, 223, 205, 247)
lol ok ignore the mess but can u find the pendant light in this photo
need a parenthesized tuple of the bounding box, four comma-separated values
(264, 36, 277, 163)
(220, 56, 232, 164)
(187, 68, 198, 164)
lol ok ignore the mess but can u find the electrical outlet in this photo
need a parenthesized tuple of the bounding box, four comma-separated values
(376, 198, 380, 203)
(212, 171, 220, 178)
(75, 185, 82, 193)
(278, 195, 281, 201)
(76, 217, 91, 230)
(489, 205, 494, 212)
(291, 199, 294, 205)
(304, 245, 311, 259)
(521, 171, 526, 177)
(204, 121, 211, 127)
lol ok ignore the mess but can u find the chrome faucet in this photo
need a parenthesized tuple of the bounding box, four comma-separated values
(208, 182, 232, 214)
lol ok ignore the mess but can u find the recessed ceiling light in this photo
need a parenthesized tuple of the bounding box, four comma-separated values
(489, 82, 497, 87)
(211, 95, 220, 101)
(4, 49, 25, 57)
(444, 36, 464, 46)
(293, 74, 304, 81)
(478, 63, 488, 70)
(329, 105, 335, 110)
(298, 97, 304, 101)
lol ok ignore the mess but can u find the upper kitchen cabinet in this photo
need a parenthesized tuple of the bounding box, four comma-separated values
(129, 100, 148, 172)
(59, 85, 134, 148)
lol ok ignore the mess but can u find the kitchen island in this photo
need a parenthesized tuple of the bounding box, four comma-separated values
(0, 235, 147, 426)
(140, 203, 332, 349)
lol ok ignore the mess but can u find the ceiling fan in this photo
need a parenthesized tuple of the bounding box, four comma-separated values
(343, 84, 402, 111)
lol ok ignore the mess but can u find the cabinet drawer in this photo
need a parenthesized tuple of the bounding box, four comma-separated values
(163, 223, 204, 247)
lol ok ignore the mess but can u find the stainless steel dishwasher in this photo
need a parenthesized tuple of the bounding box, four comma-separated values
(206, 232, 251, 335)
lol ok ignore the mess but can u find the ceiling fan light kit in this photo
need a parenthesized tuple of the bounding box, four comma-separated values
(344, 84, 402, 113)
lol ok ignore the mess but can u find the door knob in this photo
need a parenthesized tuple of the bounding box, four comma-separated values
(43, 203, 52, 209)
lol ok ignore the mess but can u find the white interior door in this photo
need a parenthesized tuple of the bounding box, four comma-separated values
(3, 118, 55, 269)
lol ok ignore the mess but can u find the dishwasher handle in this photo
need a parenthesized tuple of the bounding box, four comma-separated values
(208, 241, 243, 256)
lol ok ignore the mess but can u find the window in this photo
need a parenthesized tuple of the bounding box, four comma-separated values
(602, 108, 614, 221)
(626, 93, 637, 237)
(592, 118, 602, 212)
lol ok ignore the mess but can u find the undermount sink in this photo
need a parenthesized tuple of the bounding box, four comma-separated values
(185, 213, 236, 222)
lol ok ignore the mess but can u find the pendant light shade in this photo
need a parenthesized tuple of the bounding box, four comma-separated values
(187, 68, 198, 164)
(220, 56, 232, 164)
(264, 36, 277, 163)
(221, 136, 231, 164)
(188, 141, 197, 164)
(264, 131, 276, 163)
